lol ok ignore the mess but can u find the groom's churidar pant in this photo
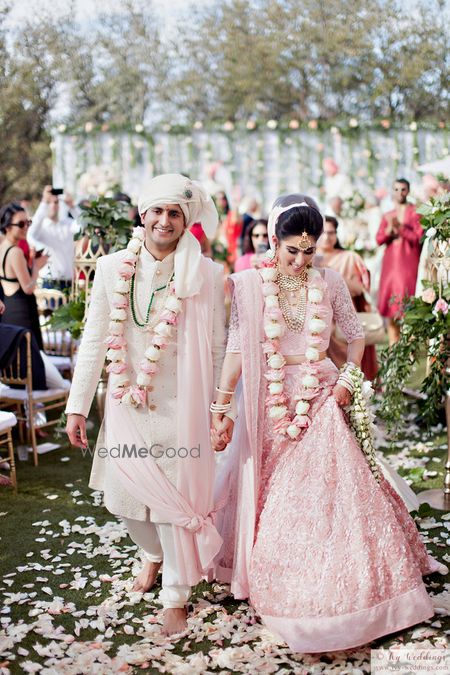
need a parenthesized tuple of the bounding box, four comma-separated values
(123, 516, 191, 609)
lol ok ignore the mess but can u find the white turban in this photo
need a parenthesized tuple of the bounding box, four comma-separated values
(138, 174, 219, 299)
(138, 173, 218, 238)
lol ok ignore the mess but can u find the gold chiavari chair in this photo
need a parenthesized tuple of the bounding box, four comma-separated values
(0, 332, 68, 466)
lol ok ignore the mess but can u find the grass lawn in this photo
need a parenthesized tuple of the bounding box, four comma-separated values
(0, 399, 449, 674)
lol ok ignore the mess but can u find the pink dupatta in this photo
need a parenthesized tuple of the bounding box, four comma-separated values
(106, 257, 222, 586)
(214, 269, 266, 598)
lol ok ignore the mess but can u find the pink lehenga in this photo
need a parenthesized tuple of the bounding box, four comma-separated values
(213, 267, 445, 653)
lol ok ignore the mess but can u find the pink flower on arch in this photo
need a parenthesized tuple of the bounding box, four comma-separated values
(434, 298, 449, 315)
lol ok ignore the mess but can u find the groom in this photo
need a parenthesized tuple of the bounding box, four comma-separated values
(66, 174, 226, 635)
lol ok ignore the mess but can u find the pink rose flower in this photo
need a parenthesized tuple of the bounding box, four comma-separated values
(421, 288, 436, 304)
(111, 387, 126, 400)
(152, 334, 168, 347)
(139, 359, 159, 375)
(264, 369, 286, 382)
(266, 394, 286, 406)
(264, 307, 283, 321)
(106, 362, 127, 374)
(293, 414, 310, 427)
(112, 297, 128, 309)
(160, 310, 178, 325)
(118, 265, 134, 280)
(434, 298, 449, 315)
(273, 417, 290, 434)
(262, 339, 279, 354)
(104, 335, 127, 349)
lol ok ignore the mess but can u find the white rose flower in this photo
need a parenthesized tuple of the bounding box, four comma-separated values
(136, 372, 153, 386)
(267, 353, 286, 369)
(112, 292, 126, 305)
(115, 279, 130, 294)
(425, 227, 436, 238)
(132, 226, 145, 240)
(111, 374, 129, 387)
(260, 267, 277, 282)
(309, 317, 327, 334)
(110, 308, 127, 321)
(153, 322, 173, 338)
(302, 374, 319, 388)
(265, 295, 279, 308)
(264, 323, 283, 339)
(144, 346, 161, 361)
(268, 404, 288, 420)
(109, 321, 125, 335)
(121, 391, 132, 406)
(295, 400, 310, 415)
(308, 268, 321, 280)
(287, 424, 301, 439)
(305, 347, 320, 361)
(308, 288, 323, 303)
(165, 296, 182, 313)
(269, 382, 284, 395)
(106, 348, 126, 361)
(362, 381, 374, 397)
(127, 238, 142, 254)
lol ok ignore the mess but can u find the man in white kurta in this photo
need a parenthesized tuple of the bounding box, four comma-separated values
(66, 174, 226, 635)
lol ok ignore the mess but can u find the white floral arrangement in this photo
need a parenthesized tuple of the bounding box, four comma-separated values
(78, 164, 120, 198)
(345, 368, 381, 481)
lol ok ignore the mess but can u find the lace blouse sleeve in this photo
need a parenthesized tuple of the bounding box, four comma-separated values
(328, 270, 364, 343)
(226, 293, 241, 352)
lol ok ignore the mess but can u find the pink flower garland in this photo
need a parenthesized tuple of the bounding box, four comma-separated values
(260, 261, 327, 439)
(104, 227, 183, 408)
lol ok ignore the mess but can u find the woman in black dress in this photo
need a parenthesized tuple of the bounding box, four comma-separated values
(0, 202, 48, 349)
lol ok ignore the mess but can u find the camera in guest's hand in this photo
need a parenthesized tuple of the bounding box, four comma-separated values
(50, 188, 64, 196)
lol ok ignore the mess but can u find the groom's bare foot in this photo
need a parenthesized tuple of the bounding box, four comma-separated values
(161, 607, 187, 636)
(131, 560, 162, 592)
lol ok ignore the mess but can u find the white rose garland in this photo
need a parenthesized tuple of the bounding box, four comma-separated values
(104, 227, 184, 408)
(261, 263, 327, 440)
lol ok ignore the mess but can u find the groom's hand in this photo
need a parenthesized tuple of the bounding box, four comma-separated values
(211, 413, 234, 452)
(66, 413, 88, 448)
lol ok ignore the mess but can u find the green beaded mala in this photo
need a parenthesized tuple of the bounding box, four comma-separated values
(130, 272, 174, 328)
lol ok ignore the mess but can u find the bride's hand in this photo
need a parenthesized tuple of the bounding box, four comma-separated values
(332, 383, 351, 407)
(211, 413, 235, 452)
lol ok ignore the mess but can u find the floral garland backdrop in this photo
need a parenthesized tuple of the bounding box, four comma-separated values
(52, 127, 449, 207)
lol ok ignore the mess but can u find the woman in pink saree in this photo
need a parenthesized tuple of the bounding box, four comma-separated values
(210, 194, 446, 653)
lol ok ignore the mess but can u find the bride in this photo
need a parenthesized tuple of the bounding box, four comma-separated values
(210, 193, 446, 653)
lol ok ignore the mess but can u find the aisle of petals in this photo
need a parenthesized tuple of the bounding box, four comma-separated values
(0, 410, 449, 674)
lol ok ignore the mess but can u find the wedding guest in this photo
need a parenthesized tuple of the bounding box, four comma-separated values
(0, 202, 69, 390)
(234, 219, 269, 272)
(27, 185, 80, 290)
(376, 179, 423, 345)
(317, 216, 378, 380)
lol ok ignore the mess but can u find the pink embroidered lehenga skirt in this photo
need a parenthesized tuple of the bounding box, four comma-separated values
(248, 359, 442, 652)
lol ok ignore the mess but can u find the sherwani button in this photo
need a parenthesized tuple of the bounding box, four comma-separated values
(149, 404, 157, 411)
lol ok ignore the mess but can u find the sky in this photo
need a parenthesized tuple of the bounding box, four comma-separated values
(7, 0, 208, 30)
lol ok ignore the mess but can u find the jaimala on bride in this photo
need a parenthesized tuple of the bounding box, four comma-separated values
(259, 248, 380, 476)
(104, 227, 183, 408)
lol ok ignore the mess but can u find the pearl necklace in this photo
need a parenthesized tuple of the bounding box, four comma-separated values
(276, 267, 309, 333)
